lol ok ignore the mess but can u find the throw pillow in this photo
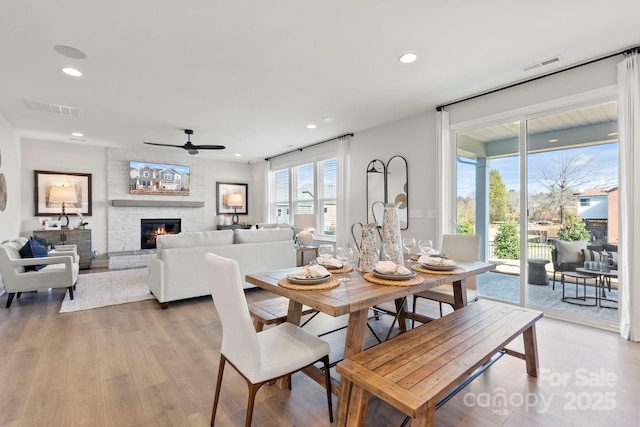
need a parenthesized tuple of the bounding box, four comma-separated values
(19, 239, 49, 271)
(582, 248, 602, 263)
(554, 239, 588, 265)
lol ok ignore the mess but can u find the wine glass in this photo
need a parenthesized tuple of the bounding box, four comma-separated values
(402, 237, 416, 264)
(318, 244, 334, 266)
(418, 239, 433, 256)
(382, 242, 400, 263)
(335, 247, 353, 283)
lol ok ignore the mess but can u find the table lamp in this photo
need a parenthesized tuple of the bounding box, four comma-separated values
(227, 193, 244, 225)
(294, 214, 317, 246)
(49, 185, 77, 229)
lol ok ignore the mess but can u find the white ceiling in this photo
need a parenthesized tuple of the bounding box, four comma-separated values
(1, 0, 639, 162)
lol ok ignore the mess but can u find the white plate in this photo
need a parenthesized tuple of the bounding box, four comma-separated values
(372, 270, 417, 281)
(419, 263, 457, 271)
(286, 274, 331, 285)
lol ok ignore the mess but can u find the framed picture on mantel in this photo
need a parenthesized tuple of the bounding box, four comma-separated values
(216, 182, 248, 215)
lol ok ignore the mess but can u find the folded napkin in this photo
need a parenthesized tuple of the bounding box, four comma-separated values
(419, 248, 440, 256)
(316, 257, 343, 268)
(375, 261, 412, 275)
(289, 264, 330, 279)
(418, 256, 457, 267)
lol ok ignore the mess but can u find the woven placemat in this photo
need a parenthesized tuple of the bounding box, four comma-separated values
(325, 264, 353, 274)
(278, 276, 341, 290)
(412, 264, 466, 275)
(363, 272, 425, 287)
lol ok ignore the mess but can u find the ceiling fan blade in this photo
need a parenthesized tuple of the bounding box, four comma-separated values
(143, 141, 183, 148)
(191, 144, 226, 150)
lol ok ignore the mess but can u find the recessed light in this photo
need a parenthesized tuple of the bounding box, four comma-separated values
(62, 67, 82, 77)
(71, 132, 83, 137)
(306, 124, 317, 129)
(548, 138, 559, 143)
(234, 153, 242, 157)
(608, 132, 618, 136)
(398, 53, 417, 64)
(323, 117, 336, 123)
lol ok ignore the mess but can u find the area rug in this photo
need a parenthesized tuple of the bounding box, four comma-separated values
(60, 268, 154, 313)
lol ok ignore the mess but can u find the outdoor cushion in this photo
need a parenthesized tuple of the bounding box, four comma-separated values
(582, 248, 602, 262)
(554, 239, 588, 265)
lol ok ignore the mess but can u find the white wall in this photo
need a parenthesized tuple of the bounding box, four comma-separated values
(349, 112, 439, 246)
(0, 115, 21, 294)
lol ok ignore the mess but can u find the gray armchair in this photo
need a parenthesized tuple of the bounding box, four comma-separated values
(0, 240, 79, 308)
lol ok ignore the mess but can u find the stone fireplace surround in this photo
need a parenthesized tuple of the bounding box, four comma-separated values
(107, 148, 206, 269)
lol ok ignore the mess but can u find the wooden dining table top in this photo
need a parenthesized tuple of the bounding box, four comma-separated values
(245, 260, 496, 318)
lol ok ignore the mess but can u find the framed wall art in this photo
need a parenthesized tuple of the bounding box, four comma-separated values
(216, 182, 248, 215)
(34, 170, 92, 216)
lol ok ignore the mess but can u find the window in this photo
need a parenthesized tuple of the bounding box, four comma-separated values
(163, 172, 173, 180)
(580, 198, 590, 207)
(270, 157, 337, 238)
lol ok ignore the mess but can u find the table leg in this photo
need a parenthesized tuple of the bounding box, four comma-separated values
(452, 279, 468, 310)
(394, 297, 409, 333)
(337, 309, 370, 424)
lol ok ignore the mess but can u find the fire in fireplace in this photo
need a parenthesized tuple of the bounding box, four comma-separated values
(141, 218, 181, 249)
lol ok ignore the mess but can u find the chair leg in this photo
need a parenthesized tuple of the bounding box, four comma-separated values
(552, 271, 557, 290)
(68, 286, 74, 300)
(245, 382, 262, 427)
(211, 355, 226, 426)
(322, 355, 334, 423)
(411, 295, 418, 329)
(6, 293, 15, 308)
(438, 302, 443, 317)
(16, 292, 22, 299)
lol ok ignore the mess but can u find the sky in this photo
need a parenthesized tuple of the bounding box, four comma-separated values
(457, 143, 618, 198)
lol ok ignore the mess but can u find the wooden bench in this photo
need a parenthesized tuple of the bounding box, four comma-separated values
(248, 296, 316, 332)
(335, 299, 542, 426)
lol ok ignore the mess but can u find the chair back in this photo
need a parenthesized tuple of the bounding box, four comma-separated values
(206, 252, 261, 378)
(441, 234, 481, 289)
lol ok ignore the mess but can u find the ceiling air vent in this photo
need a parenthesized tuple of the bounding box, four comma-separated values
(522, 55, 562, 72)
(24, 99, 82, 117)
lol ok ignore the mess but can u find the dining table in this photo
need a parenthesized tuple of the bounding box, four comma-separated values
(245, 260, 496, 397)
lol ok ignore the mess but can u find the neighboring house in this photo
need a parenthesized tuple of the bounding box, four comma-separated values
(575, 187, 618, 243)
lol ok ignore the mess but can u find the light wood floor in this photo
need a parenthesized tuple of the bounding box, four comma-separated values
(1, 277, 639, 426)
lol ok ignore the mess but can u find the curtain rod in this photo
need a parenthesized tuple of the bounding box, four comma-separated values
(436, 45, 640, 111)
(264, 133, 354, 161)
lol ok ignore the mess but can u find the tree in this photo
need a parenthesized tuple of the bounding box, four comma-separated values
(493, 218, 520, 259)
(457, 218, 475, 235)
(535, 153, 599, 224)
(489, 170, 507, 223)
(557, 211, 590, 241)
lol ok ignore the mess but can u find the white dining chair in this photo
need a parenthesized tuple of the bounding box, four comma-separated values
(412, 234, 481, 318)
(206, 253, 333, 427)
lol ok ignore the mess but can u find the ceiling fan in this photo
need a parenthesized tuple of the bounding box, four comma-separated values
(143, 129, 225, 155)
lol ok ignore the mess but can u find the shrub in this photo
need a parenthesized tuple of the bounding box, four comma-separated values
(457, 218, 475, 235)
(494, 219, 520, 259)
(557, 212, 590, 241)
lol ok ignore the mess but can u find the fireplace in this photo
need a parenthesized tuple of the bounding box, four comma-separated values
(141, 218, 181, 249)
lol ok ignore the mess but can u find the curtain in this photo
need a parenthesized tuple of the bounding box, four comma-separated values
(263, 159, 272, 223)
(336, 135, 351, 248)
(436, 109, 452, 245)
(617, 51, 640, 341)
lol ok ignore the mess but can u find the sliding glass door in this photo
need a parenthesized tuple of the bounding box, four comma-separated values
(454, 97, 619, 327)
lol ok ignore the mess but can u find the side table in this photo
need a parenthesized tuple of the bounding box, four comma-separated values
(527, 258, 550, 285)
(575, 268, 618, 309)
(296, 245, 318, 267)
(560, 271, 598, 306)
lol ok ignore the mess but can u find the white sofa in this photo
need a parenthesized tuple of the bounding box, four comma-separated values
(148, 228, 296, 308)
